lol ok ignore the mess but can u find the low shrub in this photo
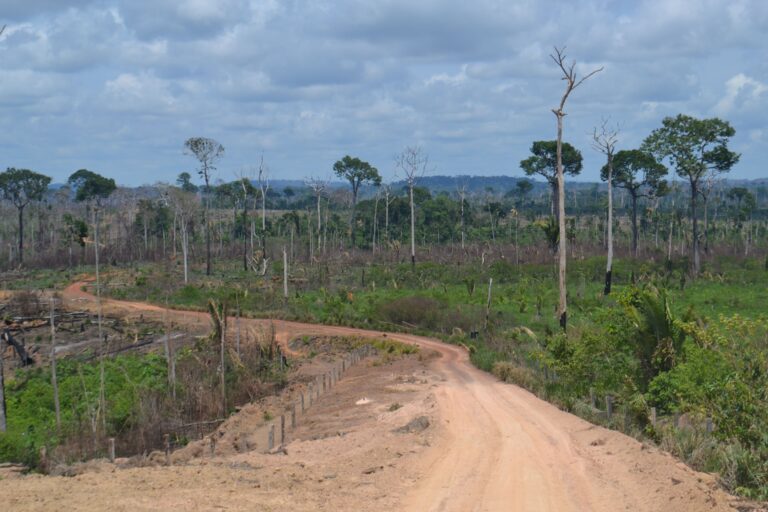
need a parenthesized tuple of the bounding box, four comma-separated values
(492, 361, 542, 394)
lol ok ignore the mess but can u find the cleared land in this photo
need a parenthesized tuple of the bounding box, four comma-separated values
(0, 282, 762, 511)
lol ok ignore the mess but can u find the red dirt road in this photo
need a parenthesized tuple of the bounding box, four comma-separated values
(0, 281, 758, 511)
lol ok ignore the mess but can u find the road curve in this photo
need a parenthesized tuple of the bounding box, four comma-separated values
(61, 281, 747, 512)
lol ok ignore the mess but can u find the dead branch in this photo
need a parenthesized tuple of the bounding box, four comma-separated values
(550, 46, 603, 116)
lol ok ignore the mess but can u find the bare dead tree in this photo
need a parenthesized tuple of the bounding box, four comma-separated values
(166, 187, 198, 284)
(699, 169, 721, 256)
(592, 119, 620, 295)
(395, 146, 429, 269)
(457, 183, 468, 250)
(551, 46, 603, 330)
(237, 168, 255, 271)
(305, 176, 328, 256)
(257, 155, 269, 233)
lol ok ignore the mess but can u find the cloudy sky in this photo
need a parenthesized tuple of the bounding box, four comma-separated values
(1, 0, 766, 186)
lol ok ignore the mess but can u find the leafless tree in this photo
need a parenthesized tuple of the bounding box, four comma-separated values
(305, 176, 328, 256)
(257, 155, 270, 234)
(551, 46, 603, 330)
(592, 119, 620, 295)
(457, 183, 468, 250)
(395, 146, 429, 269)
(166, 187, 198, 283)
(236, 168, 255, 271)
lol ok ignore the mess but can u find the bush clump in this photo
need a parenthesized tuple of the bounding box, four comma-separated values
(492, 361, 542, 394)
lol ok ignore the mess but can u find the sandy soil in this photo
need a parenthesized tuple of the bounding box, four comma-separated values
(0, 281, 763, 512)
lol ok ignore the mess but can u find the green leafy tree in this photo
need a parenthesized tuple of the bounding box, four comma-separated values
(176, 172, 198, 193)
(604, 150, 668, 257)
(520, 140, 582, 220)
(0, 168, 51, 264)
(726, 187, 756, 224)
(333, 155, 381, 246)
(184, 137, 224, 276)
(642, 115, 739, 275)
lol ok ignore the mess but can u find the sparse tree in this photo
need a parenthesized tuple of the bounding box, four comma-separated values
(176, 172, 198, 193)
(333, 155, 381, 247)
(606, 150, 668, 258)
(642, 114, 739, 275)
(395, 146, 429, 269)
(184, 137, 224, 276)
(305, 176, 328, 257)
(592, 121, 620, 295)
(167, 187, 198, 283)
(256, 155, 269, 234)
(236, 171, 256, 271)
(520, 141, 582, 220)
(0, 168, 51, 265)
(550, 46, 602, 330)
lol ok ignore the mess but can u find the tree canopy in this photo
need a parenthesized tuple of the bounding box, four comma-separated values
(67, 169, 116, 204)
(641, 115, 739, 185)
(604, 150, 668, 198)
(0, 168, 51, 209)
(184, 137, 224, 186)
(520, 140, 583, 184)
(333, 155, 381, 196)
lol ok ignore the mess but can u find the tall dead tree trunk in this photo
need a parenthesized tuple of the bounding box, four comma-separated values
(0, 335, 6, 433)
(395, 147, 428, 271)
(550, 47, 602, 331)
(593, 120, 619, 295)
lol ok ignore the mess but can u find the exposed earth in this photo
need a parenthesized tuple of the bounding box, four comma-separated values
(0, 281, 763, 511)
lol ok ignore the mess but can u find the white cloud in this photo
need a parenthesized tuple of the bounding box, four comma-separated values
(715, 73, 768, 114)
(0, 0, 766, 184)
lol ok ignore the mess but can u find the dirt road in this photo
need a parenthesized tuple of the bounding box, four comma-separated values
(0, 282, 759, 511)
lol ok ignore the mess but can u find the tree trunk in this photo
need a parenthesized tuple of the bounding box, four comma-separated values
(283, 246, 289, 299)
(690, 182, 700, 275)
(605, 165, 613, 295)
(555, 114, 567, 330)
(703, 196, 710, 255)
(550, 181, 558, 221)
(205, 192, 212, 276)
(349, 187, 358, 249)
(631, 193, 639, 258)
(316, 194, 322, 257)
(181, 222, 189, 284)
(95, 207, 106, 430)
(409, 183, 416, 269)
(0, 335, 6, 433)
(372, 196, 379, 254)
(242, 197, 249, 271)
(17, 206, 24, 265)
